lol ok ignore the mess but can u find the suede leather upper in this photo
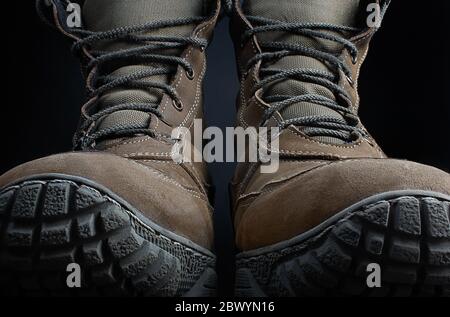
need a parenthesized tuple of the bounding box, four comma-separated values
(0, 151, 214, 249)
(234, 159, 450, 251)
(229, 0, 450, 251)
(0, 0, 223, 251)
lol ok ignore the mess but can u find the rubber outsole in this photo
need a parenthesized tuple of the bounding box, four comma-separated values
(0, 177, 216, 297)
(235, 191, 450, 297)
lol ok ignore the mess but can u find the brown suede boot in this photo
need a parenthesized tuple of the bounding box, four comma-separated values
(0, 0, 221, 296)
(229, 0, 450, 296)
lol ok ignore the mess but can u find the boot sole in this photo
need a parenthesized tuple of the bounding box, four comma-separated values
(0, 174, 216, 296)
(235, 190, 450, 297)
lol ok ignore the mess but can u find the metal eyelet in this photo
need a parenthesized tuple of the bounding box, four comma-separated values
(350, 130, 361, 142)
(346, 74, 355, 86)
(172, 99, 184, 111)
(186, 69, 195, 80)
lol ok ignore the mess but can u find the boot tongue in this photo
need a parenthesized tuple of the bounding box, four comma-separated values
(82, 0, 205, 134)
(243, 0, 361, 144)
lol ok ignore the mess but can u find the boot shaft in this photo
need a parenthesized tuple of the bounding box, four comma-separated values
(37, 0, 221, 151)
(229, 0, 391, 150)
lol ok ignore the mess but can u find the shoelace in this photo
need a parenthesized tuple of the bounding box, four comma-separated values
(68, 17, 208, 149)
(242, 15, 368, 142)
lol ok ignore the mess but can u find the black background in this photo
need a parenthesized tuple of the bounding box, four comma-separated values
(2, 1, 450, 295)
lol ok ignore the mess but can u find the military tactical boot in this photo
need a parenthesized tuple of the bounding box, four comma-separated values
(229, 0, 450, 296)
(0, 0, 221, 296)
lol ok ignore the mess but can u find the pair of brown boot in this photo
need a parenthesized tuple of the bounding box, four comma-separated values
(0, 0, 449, 297)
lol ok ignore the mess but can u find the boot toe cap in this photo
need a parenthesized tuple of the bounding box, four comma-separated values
(0, 151, 214, 249)
(236, 158, 450, 251)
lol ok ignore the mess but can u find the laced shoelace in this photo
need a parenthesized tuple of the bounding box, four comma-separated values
(242, 15, 368, 142)
(69, 17, 208, 149)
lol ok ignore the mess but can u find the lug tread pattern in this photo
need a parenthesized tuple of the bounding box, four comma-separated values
(0, 179, 215, 296)
(236, 195, 450, 297)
